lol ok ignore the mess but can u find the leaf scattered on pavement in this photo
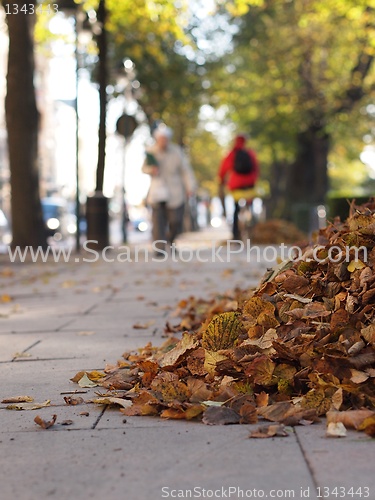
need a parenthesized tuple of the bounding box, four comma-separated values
(249, 424, 289, 438)
(34, 414, 57, 429)
(2, 396, 34, 404)
(6, 400, 51, 411)
(326, 422, 347, 438)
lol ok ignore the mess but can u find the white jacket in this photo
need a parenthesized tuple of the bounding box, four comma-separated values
(142, 143, 196, 209)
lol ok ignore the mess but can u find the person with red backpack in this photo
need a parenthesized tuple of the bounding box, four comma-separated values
(218, 134, 259, 240)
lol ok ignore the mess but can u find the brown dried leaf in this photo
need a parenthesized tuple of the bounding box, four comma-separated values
(151, 372, 189, 403)
(204, 350, 228, 375)
(287, 302, 331, 320)
(255, 392, 269, 408)
(158, 333, 199, 368)
(121, 391, 160, 416)
(186, 348, 207, 376)
(361, 324, 375, 345)
(249, 424, 289, 438)
(326, 410, 375, 429)
(186, 378, 213, 403)
(2, 396, 34, 404)
(64, 396, 84, 406)
(239, 403, 258, 424)
(202, 406, 240, 425)
(132, 320, 155, 329)
(243, 297, 275, 320)
(245, 356, 276, 386)
(34, 414, 57, 429)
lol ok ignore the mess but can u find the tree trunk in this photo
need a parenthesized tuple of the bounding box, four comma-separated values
(4, 1, 46, 248)
(284, 125, 330, 219)
(95, 0, 107, 193)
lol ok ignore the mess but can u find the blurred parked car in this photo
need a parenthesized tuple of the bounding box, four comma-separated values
(0, 209, 10, 244)
(41, 197, 76, 241)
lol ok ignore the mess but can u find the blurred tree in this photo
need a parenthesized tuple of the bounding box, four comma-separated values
(2, 0, 46, 248)
(211, 0, 375, 218)
(106, 0, 204, 146)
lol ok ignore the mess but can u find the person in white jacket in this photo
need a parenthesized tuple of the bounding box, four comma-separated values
(142, 125, 196, 256)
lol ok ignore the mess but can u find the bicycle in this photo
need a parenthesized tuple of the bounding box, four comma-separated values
(231, 187, 259, 243)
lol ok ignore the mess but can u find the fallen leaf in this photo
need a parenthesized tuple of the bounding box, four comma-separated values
(358, 415, 375, 437)
(132, 320, 155, 330)
(64, 396, 84, 405)
(121, 391, 160, 416)
(202, 406, 240, 425)
(6, 400, 51, 411)
(77, 331, 96, 336)
(34, 414, 57, 429)
(78, 374, 99, 388)
(347, 260, 366, 273)
(326, 410, 375, 429)
(2, 396, 34, 404)
(204, 350, 228, 375)
(158, 333, 198, 368)
(92, 397, 132, 409)
(239, 403, 258, 424)
(326, 422, 347, 438)
(255, 392, 269, 408)
(61, 420, 74, 426)
(13, 352, 32, 359)
(202, 401, 226, 407)
(249, 424, 289, 438)
(0, 294, 12, 303)
(201, 312, 242, 351)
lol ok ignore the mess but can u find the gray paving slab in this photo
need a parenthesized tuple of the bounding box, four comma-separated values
(0, 362, 96, 401)
(0, 316, 73, 334)
(11, 332, 159, 365)
(0, 425, 317, 500)
(295, 424, 375, 493)
(0, 403, 102, 433)
(0, 333, 42, 361)
(58, 312, 167, 332)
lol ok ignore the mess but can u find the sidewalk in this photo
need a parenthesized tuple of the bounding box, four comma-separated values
(0, 230, 374, 500)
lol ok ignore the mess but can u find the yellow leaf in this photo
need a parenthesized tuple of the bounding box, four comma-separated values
(202, 312, 242, 351)
(326, 422, 347, 438)
(86, 370, 106, 381)
(92, 397, 132, 409)
(204, 350, 228, 375)
(78, 374, 98, 388)
(6, 400, 51, 411)
(0, 294, 12, 303)
(2, 396, 34, 404)
(347, 260, 366, 272)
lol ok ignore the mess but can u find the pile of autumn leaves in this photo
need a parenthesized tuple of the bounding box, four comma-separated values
(76, 201, 375, 436)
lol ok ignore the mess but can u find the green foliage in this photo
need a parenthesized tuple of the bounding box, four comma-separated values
(209, 0, 375, 194)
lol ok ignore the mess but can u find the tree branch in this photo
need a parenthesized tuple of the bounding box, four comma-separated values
(334, 9, 375, 115)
